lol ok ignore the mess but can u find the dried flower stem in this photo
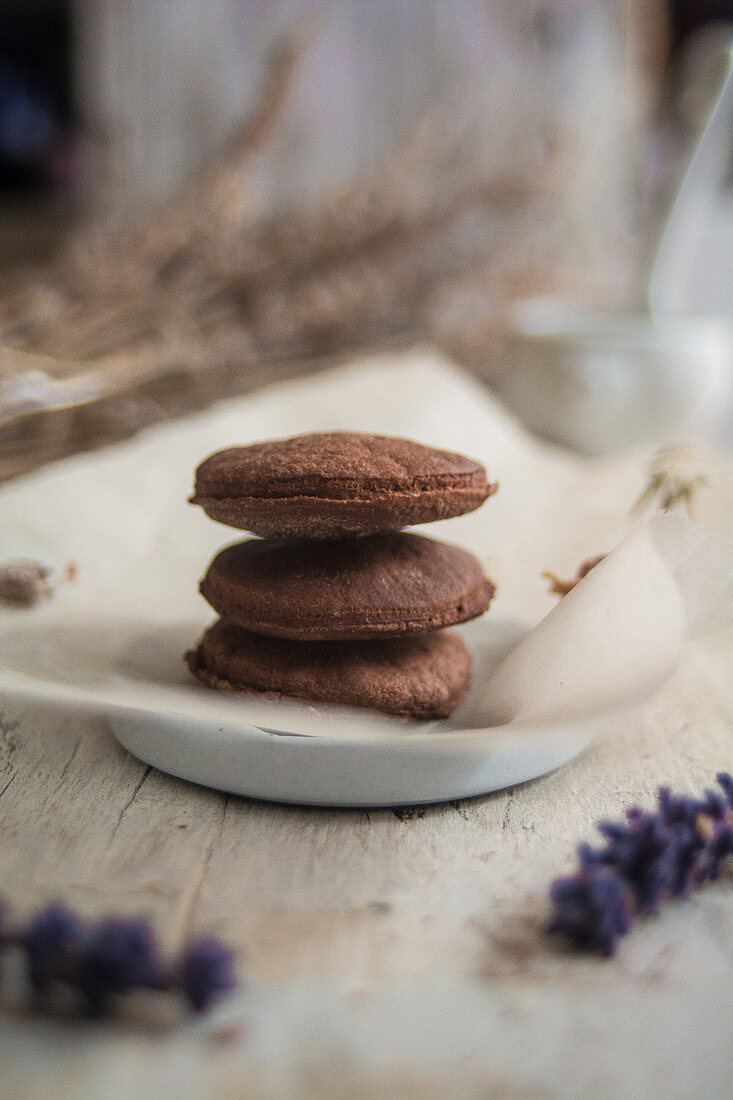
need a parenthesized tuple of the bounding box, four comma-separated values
(0, 25, 599, 485)
(631, 446, 709, 518)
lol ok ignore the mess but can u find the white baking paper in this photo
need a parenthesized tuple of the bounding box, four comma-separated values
(1, 348, 732, 803)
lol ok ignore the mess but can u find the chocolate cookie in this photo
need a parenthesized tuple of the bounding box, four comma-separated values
(190, 432, 496, 538)
(199, 531, 495, 641)
(186, 619, 472, 719)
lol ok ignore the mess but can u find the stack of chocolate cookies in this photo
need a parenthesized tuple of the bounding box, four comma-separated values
(186, 432, 497, 720)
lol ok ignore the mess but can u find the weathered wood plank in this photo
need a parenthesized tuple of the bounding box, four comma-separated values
(2, 640, 733, 1096)
(1, 349, 732, 1095)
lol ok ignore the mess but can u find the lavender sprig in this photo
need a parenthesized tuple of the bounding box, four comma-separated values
(179, 937, 238, 1013)
(548, 772, 733, 956)
(0, 902, 239, 1016)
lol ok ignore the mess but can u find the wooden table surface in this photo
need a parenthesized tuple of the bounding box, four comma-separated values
(2, 627, 733, 1098)
(2, 354, 733, 1099)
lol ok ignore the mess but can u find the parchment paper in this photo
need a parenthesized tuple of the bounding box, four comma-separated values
(1, 347, 733, 749)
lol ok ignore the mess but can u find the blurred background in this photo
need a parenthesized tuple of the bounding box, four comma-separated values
(2, 0, 733, 478)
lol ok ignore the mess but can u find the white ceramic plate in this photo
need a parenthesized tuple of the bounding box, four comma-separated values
(0, 615, 597, 806)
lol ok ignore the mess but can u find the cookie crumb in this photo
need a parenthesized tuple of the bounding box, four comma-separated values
(543, 554, 605, 597)
(0, 559, 78, 606)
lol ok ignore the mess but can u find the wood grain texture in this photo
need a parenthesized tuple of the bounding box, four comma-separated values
(2, 632, 733, 1097)
(1, 352, 731, 1097)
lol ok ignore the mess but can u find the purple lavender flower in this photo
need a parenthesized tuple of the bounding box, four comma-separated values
(23, 905, 85, 994)
(697, 823, 733, 883)
(657, 787, 701, 827)
(548, 773, 733, 956)
(598, 809, 671, 913)
(548, 868, 632, 956)
(180, 937, 238, 1013)
(77, 918, 168, 1015)
(716, 772, 733, 806)
(694, 789, 728, 821)
(0, 902, 239, 1017)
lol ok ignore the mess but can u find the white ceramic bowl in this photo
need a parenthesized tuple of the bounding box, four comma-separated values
(494, 298, 732, 454)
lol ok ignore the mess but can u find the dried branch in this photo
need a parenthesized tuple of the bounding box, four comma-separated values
(126, 32, 308, 276)
(0, 25, 607, 484)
